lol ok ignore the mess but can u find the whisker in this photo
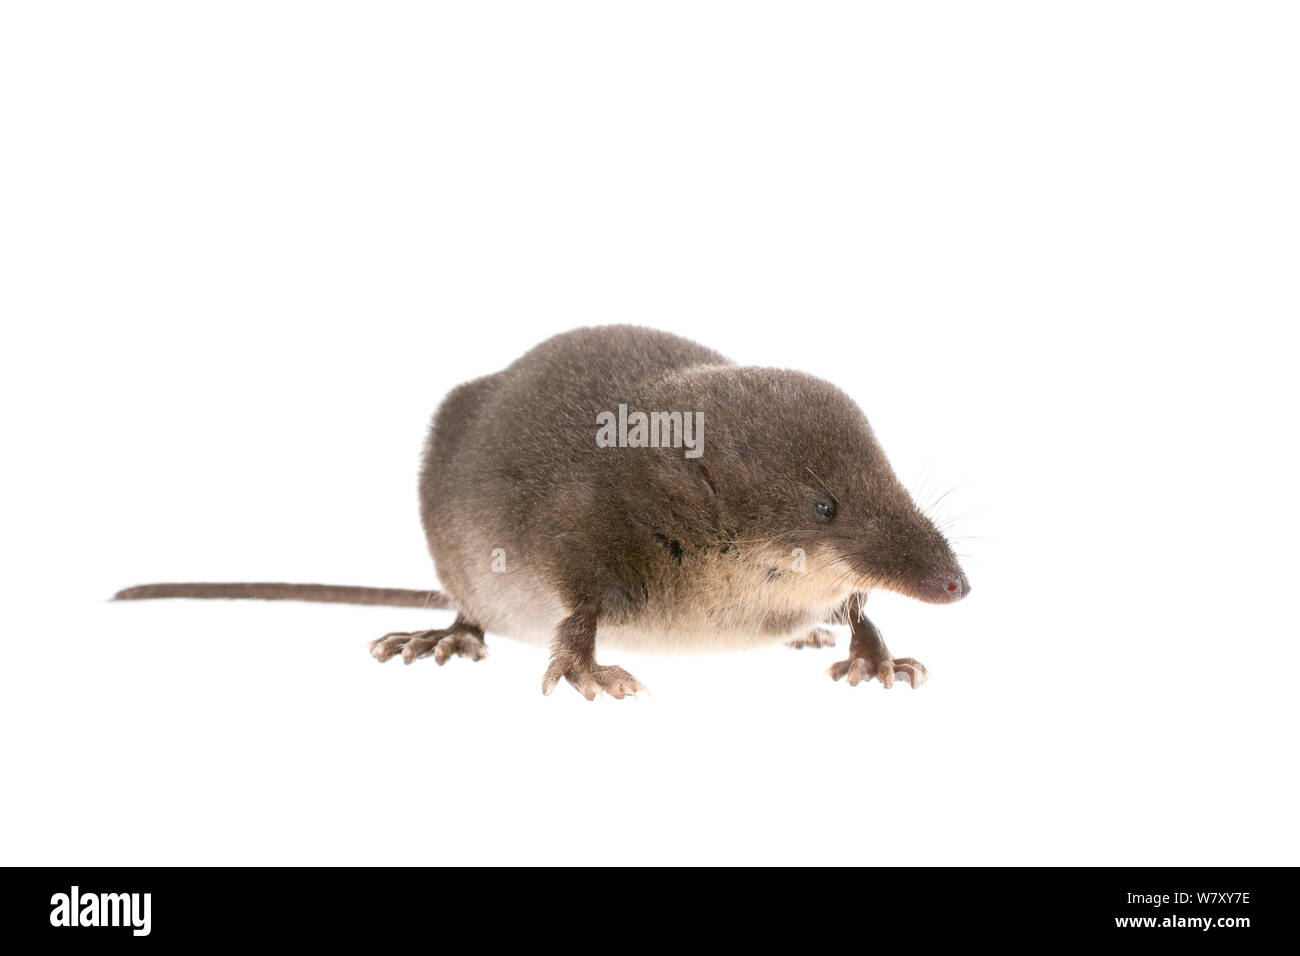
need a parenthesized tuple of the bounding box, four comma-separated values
(805, 465, 838, 500)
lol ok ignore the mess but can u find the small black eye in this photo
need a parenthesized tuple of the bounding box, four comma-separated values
(813, 498, 837, 522)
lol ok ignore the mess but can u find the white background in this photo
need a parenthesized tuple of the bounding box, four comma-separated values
(2, 3, 1297, 865)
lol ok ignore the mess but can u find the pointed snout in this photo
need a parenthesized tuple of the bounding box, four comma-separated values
(917, 570, 970, 604)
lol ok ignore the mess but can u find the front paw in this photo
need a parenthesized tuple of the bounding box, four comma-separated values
(542, 654, 647, 700)
(827, 656, 928, 689)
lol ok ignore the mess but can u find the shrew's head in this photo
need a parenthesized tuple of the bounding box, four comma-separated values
(645, 366, 970, 605)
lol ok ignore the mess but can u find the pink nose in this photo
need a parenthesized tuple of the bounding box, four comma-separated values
(944, 574, 970, 598)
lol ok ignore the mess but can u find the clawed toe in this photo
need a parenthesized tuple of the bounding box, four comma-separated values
(888, 658, 927, 688)
(370, 623, 486, 666)
(580, 665, 647, 700)
(827, 655, 927, 689)
(431, 632, 489, 665)
(408, 630, 487, 665)
(542, 658, 647, 700)
(369, 632, 413, 662)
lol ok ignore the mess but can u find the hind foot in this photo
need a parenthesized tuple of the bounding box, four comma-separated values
(370, 617, 486, 665)
(542, 654, 646, 701)
(787, 627, 836, 649)
(827, 655, 927, 688)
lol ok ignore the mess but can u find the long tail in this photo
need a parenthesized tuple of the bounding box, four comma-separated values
(112, 582, 454, 609)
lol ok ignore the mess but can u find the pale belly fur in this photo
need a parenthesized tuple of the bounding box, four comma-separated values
(442, 546, 859, 654)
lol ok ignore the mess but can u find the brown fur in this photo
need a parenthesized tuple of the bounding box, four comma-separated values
(419, 327, 966, 628)
(116, 325, 969, 698)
